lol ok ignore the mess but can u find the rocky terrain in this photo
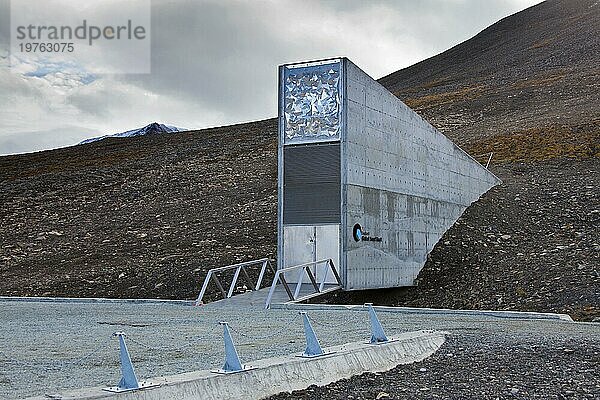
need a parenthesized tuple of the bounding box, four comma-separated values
(317, 0, 600, 322)
(0, 119, 278, 299)
(270, 334, 600, 400)
(0, 0, 598, 324)
(380, 0, 600, 151)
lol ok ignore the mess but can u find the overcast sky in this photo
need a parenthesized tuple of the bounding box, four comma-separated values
(0, 0, 543, 155)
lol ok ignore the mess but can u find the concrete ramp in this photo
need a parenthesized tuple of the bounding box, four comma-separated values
(199, 283, 342, 310)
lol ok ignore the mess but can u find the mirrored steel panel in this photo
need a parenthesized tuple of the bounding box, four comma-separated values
(283, 60, 342, 144)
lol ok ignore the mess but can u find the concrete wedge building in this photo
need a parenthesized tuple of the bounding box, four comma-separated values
(278, 57, 500, 290)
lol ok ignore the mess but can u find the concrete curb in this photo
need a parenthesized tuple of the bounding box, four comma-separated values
(0, 296, 194, 306)
(0, 296, 574, 322)
(29, 330, 445, 400)
(272, 303, 574, 322)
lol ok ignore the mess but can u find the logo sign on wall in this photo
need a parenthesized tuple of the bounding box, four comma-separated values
(352, 223, 382, 243)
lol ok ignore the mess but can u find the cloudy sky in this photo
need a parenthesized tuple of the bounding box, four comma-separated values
(0, 0, 543, 155)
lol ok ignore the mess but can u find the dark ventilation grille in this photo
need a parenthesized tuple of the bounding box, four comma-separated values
(283, 143, 341, 224)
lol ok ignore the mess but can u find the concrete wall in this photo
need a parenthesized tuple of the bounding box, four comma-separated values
(277, 57, 500, 290)
(342, 59, 500, 289)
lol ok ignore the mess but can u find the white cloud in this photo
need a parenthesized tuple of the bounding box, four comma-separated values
(0, 0, 544, 155)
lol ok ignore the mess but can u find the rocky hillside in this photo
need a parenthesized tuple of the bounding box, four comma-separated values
(0, 119, 278, 299)
(380, 0, 600, 158)
(322, 0, 600, 321)
(0, 0, 598, 320)
(319, 158, 599, 321)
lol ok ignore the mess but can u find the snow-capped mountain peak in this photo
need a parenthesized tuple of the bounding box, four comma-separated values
(79, 122, 183, 144)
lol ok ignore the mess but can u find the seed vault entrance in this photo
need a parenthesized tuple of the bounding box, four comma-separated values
(277, 57, 500, 291)
(280, 106, 342, 282)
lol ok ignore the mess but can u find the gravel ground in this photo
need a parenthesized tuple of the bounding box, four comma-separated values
(0, 2, 598, 398)
(269, 334, 600, 400)
(0, 0, 598, 324)
(0, 301, 600, 399)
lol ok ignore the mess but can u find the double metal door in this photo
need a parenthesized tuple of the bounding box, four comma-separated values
(282, 224, 339, 283)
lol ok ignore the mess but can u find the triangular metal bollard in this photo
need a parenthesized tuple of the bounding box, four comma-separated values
(212, 322, 252, 374)
(104, 332, 160, 393)
(298, 312, 330, 358)
(365, 303, 389, 344)
(115, 332, 139, 390)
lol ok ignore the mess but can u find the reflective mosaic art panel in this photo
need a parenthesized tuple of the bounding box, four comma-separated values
(283, 61, 342, 144)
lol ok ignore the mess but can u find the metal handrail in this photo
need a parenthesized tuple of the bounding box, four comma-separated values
(195, 258, 275, 306)
(474, 151, 494, 168)
(264, 258, 343, 309)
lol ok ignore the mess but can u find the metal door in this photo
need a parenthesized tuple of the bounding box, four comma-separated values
(283, 224, 339, 284)
(315, 225, 339, 283)
(283, 225, 315, 271)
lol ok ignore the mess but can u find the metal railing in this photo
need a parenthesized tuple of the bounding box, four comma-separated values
(195, 258, 275, 306)
(475, 151, 494, 168)
(264, 259, 343, 309)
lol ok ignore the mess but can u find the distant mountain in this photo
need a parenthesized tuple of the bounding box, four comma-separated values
(79, 122, 183, 144)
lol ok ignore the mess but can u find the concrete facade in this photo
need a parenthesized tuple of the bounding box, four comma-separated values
(278, 57, 501, 290)
(342, 60, 500, 289)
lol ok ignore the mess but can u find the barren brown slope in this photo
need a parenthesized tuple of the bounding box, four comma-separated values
(334, 0, 600, 320)
(0, 119, 278, 300)
(380, 0, 600, 160)
(0, 0, 598, 320)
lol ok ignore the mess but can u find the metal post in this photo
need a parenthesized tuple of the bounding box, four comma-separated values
(264, 270, 280, 309)
(195, 271, 212, 305)
(299, 312, 325, 357)
(227, 266, 242, 298)
(211, 273, 228, 298)
(305, 267, 320, 292)
(279, 273, 295, 300)
(240, 267, 255, 290)
(103, 333, 161, 393)
(486, 152, 494, 168)
(365, 303, 389, 344)
(214, 322, 245, 373)
(319, 262, 329, 292)
(293, 268, 305, 299)
(103, 332, 163, 393)
(114, 332, 139, 390)
(256, 260, 268, 290)
(329, 259, 342, 285)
